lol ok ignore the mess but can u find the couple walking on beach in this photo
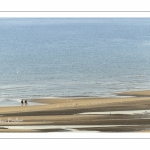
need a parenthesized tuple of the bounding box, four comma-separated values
(21, 99, 28, 106)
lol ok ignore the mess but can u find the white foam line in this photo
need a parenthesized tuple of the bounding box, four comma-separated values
(2, 124, 139, 132)
(79, 110, 150, 115)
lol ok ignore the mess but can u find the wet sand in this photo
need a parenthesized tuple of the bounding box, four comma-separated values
(1, 90, 150, 132)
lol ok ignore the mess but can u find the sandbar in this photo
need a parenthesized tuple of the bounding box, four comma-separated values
(1, 90, 150, 132)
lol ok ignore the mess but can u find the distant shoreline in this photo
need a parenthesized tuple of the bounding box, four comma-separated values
(117, 90, 150, 97)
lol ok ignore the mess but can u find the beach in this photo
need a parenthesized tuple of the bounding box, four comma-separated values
(0, 90, 150, 132)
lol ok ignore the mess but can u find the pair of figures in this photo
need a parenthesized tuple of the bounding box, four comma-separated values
(21, 99, 28, 105)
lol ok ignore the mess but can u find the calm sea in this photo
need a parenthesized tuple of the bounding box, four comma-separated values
(0, 18, 150, 106)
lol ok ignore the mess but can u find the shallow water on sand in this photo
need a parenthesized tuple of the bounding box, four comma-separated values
(2, 125, 140, 132)
(79, 109, 150, 115)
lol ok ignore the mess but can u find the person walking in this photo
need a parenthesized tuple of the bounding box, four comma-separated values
(25, 99, 28, 105)
(21, 99, 23, 106)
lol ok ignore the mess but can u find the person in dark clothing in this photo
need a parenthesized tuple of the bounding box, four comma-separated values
(25, 99, 28, 105)
(21, 99, 23, 105)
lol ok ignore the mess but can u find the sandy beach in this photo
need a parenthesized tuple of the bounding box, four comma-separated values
(0, 90, 150, 132)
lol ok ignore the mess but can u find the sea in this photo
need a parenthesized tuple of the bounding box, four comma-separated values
(0, 18, 150, 106)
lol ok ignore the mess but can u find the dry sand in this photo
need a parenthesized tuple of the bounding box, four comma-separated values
(1, 90, 150, 132)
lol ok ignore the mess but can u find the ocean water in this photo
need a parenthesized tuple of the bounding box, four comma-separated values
(0, 18, 150, 106)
